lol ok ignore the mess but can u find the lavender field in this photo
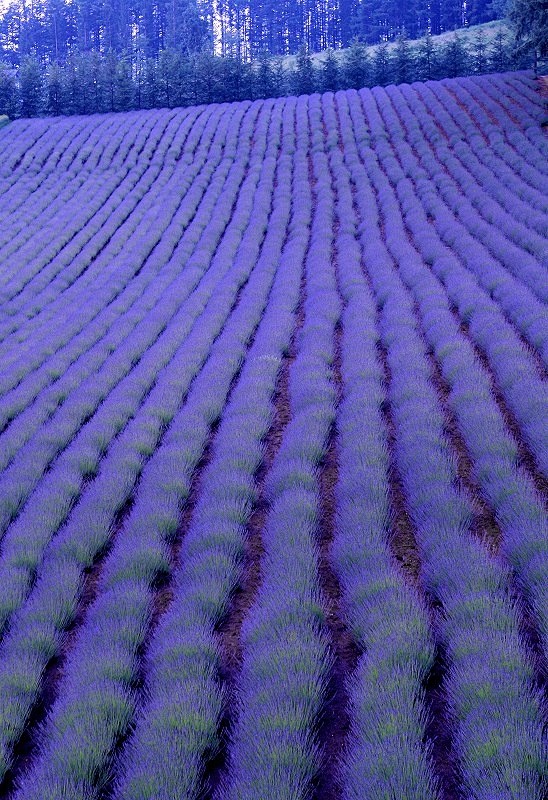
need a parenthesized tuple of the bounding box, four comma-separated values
(0, 70, 546, 800)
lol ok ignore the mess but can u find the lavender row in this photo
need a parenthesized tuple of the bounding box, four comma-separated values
(388, 93, 548, 475)
(428, 79, 547, 196)
(438, 75, 547, 179)
(428, 77, 548, 212)
(343, 87, 546, 800)
(0, 106, 206, 344)
(377, 86, 547, 306)
(0, 112, 156, 308)
(0, 101, 267, 648)
(464, 73, 548, 169)
(0, 104, 255, 543)
(372, 86, 548, 473)
(216, 94, 337, 800)
(353, 85, 548, 656)
(0, 115, 86, 219)
(111, 106, 297, 800)
(0, 102, 232, 462)
(0, 112, 139, 276)
(396, 84, 547, 253)
(408, 82, 547, 236)
(1, 104, 224, 362)
(0, 100, 277, 785)
(13, 100, 285, 800)
(0, 105, 221, 385)
(0, 109, 185, 350)
(325, 90, 439, 800)
(386, 83, 548, 364)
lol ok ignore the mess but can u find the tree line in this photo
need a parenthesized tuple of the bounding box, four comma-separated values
(1, 27, 531, 119)
(1, 0, 502, 65)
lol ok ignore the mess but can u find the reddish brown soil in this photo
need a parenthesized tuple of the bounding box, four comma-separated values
(375, 339, 424, 584)
(422, 640, 464, 800)
(373, 338, 462, 800)
(414, 306, 503, 555)
(214, 307, 302, 687)
(352, 109, 463, 798)
(312, 323, 361, 800)
(444, 86, 491, 146)
(205, 266, 307, 797)
(452, 309, 548, 505)
(0, 519, 123, 799)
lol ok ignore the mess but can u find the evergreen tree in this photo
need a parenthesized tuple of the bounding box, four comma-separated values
(373, 40, 392, 86)
(489, 26, 510, 72)
(166, 0, 209, 54)
(193, 50, 220, 104)
(472, 27, 488, 73)
(158, 49, 182, 108)
(416, 33, 438, 81)
(102, 50, 118, 112)
(395, 30, 413, 83)
(342, 37, 370, 89)
(0, 62, 18, 118)
(442, 33, 469, 77)
(19, 56, 44, 117)
(270, 57, 287, 97)
(144, 58, 160, 109)
(115, 54, 134, 111)
(46, 61, 64, 115)
(294, 46, 315, 95)
(509, 0, 548, 69)
(321, 48, 339, 92)
(134, 39, 148, 109)
(254, 51, 275, 98)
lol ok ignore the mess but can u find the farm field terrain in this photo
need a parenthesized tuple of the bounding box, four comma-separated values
(0, 71, 546, 799)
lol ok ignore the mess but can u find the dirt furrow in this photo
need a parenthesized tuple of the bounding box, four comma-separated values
(0, 499, 131, 799)
(452, 308, 548, 503)
(312, 321, 361, 800)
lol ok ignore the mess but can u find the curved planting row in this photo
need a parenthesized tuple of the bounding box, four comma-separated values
(0, 70, 545, 800)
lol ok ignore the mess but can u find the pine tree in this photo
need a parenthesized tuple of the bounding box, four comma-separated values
(294, 46, 315, 95)
(416, 33, 438, 81)
(144, 58, 160, 109)
(489, 26, 510, 72)
(254, 51, 275, 99)
(46, 61, 64, 114)
(115, 54, 134, 111)
(19, 56, 44, 117)
(270, 57, 287, 97)
(0, 62, 18, 118)
(321, 48, 339, 92)
(442, 33, 469, 78)
(342, 37, 370, 89)
(395, 30, 413, 83)
(472, 27, 488, 73)
(509, 0, 548, 71)
(373, 40, 392, 86)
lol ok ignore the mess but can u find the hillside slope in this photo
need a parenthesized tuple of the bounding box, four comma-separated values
(0, 72, 546, 800)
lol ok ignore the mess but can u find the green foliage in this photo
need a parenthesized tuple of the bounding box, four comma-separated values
(395, 31, 414, 84)
(293, 46, 315, 96)
(374, 41, 392, 87)
(19, 57, 44, 117)
(442, 34, 471, 78)
(320, 49, 339, 93)
(0, 64, 17, 118)
(508, 0, 548, 58)
(416, 34, 439, 81)
(342, 38, 370, 89)
(0, 22, 529, 118)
